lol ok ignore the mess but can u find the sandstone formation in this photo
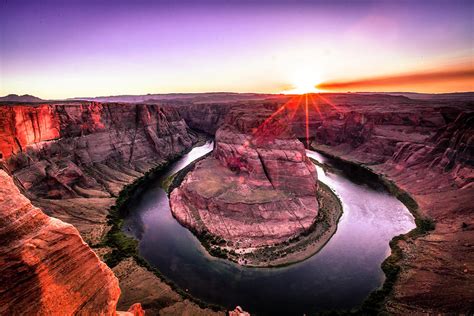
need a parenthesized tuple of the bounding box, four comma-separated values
(229, 306, 251, 316)
(171, 106, 319, 252)
(302, 95, 474, 314)
(0, 102, 196, 244)
(1, 93, 472, 314)
(0, 102, 219, 315)
(177, 103, 234, 134)
(0, 169, 121, 314)
(172, 93, 472, 312)
(112, 258, 224, 316)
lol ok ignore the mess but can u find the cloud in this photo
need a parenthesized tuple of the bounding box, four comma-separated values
(316, 66, 474, 91)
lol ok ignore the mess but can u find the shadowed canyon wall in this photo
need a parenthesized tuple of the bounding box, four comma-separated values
(174, 94, 473, 313)
(0, 103, 196, 244)
(0, 94, 472, 314)
(0, 102, 219, 315)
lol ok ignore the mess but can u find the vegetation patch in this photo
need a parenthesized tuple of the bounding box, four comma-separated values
(177, 179, 344, 267)
(164, 151, 213, 194)
(98, 143, 225, 313)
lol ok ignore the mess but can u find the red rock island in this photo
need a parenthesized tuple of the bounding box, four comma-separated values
(170, 106, 319, 256)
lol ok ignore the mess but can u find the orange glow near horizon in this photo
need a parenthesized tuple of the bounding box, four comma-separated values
(305, 94, 310, 147)
(281, 70, 322, 94)
(316, 65, 474, 92)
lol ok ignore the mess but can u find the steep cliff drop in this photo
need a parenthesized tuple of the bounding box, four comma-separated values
(0, 102, 197, 244)
(0, 169, 125, 314)
(303, 95, 474, 313)
(170, 105, 324, 265)
(0, 102, 224, 315)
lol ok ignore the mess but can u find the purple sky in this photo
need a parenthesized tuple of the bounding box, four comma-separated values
(1, 0, 472, 98)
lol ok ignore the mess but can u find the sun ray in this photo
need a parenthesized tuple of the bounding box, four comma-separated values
(308, 93, 323, 118)
(288, 95, 303, 121)
(251, 95, 300, 144)
(317, 94, 341, 112)
(305, 94, 310, 148)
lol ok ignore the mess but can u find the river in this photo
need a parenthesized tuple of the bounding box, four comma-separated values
(123, 141, 415, 315)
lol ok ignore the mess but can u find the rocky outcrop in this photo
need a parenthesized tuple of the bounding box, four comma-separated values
(229, 306, 250, 316)
(303, 94, 473, 314)
(113, 258, 224, 316)
(177, 103, 234, 134)
(0, 102, 202, 314)
(0, 104, 60, 160)
(0, 102, 197, 244)
(1, 102, 196, 199)
(171, 106, 318, 251)
(181, 94, 472, 311)
(0, 169, 121, 314)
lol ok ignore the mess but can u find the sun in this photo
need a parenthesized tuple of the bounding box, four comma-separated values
(286, 81, 320, 94)
(282, 71, 322, 94)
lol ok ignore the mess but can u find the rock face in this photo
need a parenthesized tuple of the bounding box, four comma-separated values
(229, 306, 250, 316)
(1, 93, 472, 314)
(0, 102, 197, 244)
(1, 102, 196, 198)
(300, 94, 473, 314)
(174, 93, 473, 312)
(0, 170, 120, 314)
(177, 103, 234, 134)
(171, 106, 318, 249)
(0, 101, 204, 314)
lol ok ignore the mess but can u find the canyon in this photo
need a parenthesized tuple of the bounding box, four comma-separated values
(0, 102, 221, 315)
(176, 93, 474, 313)
(0, 92, 472, 314)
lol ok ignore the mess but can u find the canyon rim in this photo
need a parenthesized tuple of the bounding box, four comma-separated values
(1, 0, 473, 314)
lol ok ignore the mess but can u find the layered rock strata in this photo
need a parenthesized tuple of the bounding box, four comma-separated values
(174, 94, 473, 312)
(304, 96, 473, 314)
(0, 102, 196, 244)
(0, 102, 222, 315)
(0, 170, 121, 314)
(171, 106, 319, 251)
(1, 93, 472, 313)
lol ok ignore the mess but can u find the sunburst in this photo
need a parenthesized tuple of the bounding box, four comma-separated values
(251, 93, 340, 148)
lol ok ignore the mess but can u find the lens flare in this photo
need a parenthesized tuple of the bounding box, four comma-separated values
(282, 70, 322, 94)
(251, 93, 340, 148)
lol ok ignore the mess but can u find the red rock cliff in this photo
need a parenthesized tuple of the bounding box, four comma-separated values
(171, 106, 319, 250)
(0, 102, 198, 245)
(1, 102, 196, 199)
(0, 104, 60, 160)
(0, 169, 121, 314)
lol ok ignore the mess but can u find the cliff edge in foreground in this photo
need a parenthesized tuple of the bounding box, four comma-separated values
(0, 169, 123, 314)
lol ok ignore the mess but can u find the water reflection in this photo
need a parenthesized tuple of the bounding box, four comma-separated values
(123, 143, 415, 315)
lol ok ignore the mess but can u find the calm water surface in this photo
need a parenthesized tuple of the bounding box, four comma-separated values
(123, 142, 415, 315)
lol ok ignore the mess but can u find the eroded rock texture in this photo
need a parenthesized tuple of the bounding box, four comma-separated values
(302, 94, 474, 314)
(1, 94, 472, 314)
(0, 101, 201, 315)
(177, 103, 234, 135)
(0, 102, 196, 244)
(173, 94, 473, 312)
(0, 170, 120, 315)
(171, 106, 318, 249)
